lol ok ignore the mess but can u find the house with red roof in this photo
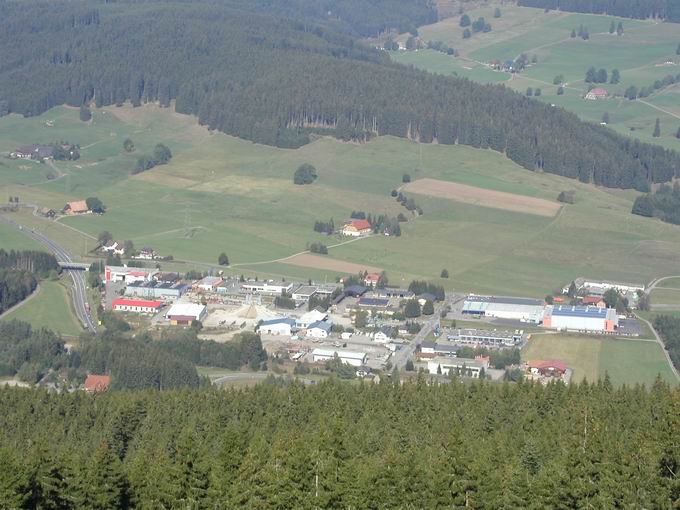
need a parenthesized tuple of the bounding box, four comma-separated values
(582, 295, 606, 308)
(84, 374, 110, 393)
(342, 219, 372, 237)
(364, 272, 381, 287)
(585, 87, 608, 100)
(526, 359, 568, 377)
(112, 298, 163, 314)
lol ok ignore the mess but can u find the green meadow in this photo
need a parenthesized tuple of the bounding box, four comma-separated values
(522, 333, 677, 386)
(390, 5, 680, 149)
(2, 104, 680, 297)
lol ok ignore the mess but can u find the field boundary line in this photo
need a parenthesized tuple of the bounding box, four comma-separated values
(0, 283, 40, 320)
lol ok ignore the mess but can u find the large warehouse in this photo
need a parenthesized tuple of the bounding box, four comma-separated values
(462, 295, 545, 323)
(543, 305, 618, 332)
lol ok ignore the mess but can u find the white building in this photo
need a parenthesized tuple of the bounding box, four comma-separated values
(306, 321, 332, 339)
(292, 285, 318, 302)
(196, 276, 223, 292)
(427, 357, 487, 378)
(562, 278, 645, 295)
(112, 298, 162, 314)
(462, 295, 545, 323)
(312, 348, 367, 367)
(105, 265, 158, 284)
(101, 241, 125, 256)
(543, 305, 618, 333)
(297, 309, 328, 329)
(373, 326, 393, 344)
(166, 303, 207, 325)
(258, 318, 296, 336)
(241, 281, 295, 295)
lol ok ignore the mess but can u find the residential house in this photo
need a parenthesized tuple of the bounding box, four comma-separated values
(84, 374, 110, 393)
(364, 273, 381, 288)
(342, 219, 372, 237)
(101, 240, 125, 256)
(585, 87, 608, 100)
(63, 200, 89, 215)
(373, 325, 393, 343)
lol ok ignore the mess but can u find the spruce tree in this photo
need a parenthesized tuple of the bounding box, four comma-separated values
(653, 118, 661, 137)
(609, 20, 615, 34)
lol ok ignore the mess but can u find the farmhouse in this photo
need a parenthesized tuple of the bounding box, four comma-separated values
(463, 295, 545, 323)
(241, 281, 295, 295)
(342, 219, 372, 237)
(364, 273, 381, 287)
(12, 144, 53, 160)
(258, 317, 297, 336)
(84, 374, 110, 393)
(38, 207, 56, 219)
(134, 247, 156, 260)
(306, 321, 332, 339)
(125, 280, 189, 300)
(581, 295, 606, 308)
(543, 305, 618, 332)
(101, 240, 125, 255)
(585, 88, 608, 100)
(63, 200, 89, 215)
(312, 348, 367, 367)
(426, 357, 487, 377)
(526, 359, 568, 377)
(448, 328, 523, 347)
(166, 303, 207, 325)
(112, 298, 163, 314)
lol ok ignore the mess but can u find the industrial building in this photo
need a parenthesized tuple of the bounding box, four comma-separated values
(112, 298, 163, 314)
(241, 281, 295, 295)
(125, 280, 189, 300)
(292, 285, 318, 302)
(563, 278, 644, 295)
(166, 303, 207, 325)
(105, 265, 158, 284)
(312, 348, 367, 367)
(296, 309, 328, 329)
(543, 305, 618, 332)
(306, 321, 332, 339)
(258, 318, 297, 336)
(447, 328, 523, 347)
(418, 341, 457, 358)
(426, 357, 487, 378)
(462, 295, 544, 323)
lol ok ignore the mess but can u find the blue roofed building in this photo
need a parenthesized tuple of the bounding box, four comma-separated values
(543, 305, 618, 332)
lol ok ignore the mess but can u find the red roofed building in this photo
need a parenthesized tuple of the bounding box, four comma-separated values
(342, 219, 372, 237)
(585, 87, 608, 100)
(112, 298, 163, 314)
(84, 374, 110, 393)
(364, 273, 381, 287)
(526, 359, 568, 377)
(582, 295, 606, 308)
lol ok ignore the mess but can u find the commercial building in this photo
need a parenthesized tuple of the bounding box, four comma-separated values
(418, 341, 457, 358)
(375, 288, 415, 299)
(258, 318, 297, 336)
(105, 266, 158, 284)
(112, 298, 163, 314)
(241, 281, 295, 295)
(462, 295, 545, 323)
(543, 305, 618, 332)
(447, 328, 523, 347)
(166, 303, 207, 325)
(292, 285, 318, 302)
(426, 357, 487, 378)
(297, 309, 328, 329)
(563, 278, 645, 295)
(306, 321, 332, 339)
(196, 276, 223, 292)
(312, 348, 367, 367)
(125, 280, 189, 300)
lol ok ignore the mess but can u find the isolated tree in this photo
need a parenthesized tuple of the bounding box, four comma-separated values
(553, 74, 564, 85)
(405, 359, 415, 371)
(422, 300, 435, 315)
(86, 197, 105, 213)
(123, 240, 134, 255)
(585, 67, 597, 83)
(402, 173, 411, 183)
(526, 87, 533, 97)
(617, 22, 624, 35)
(677, 43, 680, 55)
(604, 288, 620, 309)
(153, 143, 172, 164)
(123, 138, 135, 152)
(609, 20, 615, 34)
(610, 68, 620, 84)
(493, 7, 501, 18)
(676, 126, 680, 139)
(218, 253, 229, 266)
(405, 36, 417, 50)
(581, 27, 589, 40)
(624, 85, 638, 100)
(570, 28, 576, 38)
(440, 269, 449, 278)
(557, 86, 564, 95)
(79, 104, 92, 122)
(293, 163, 317, 185)
(534, 88, 542, 96)
(653, 118, 661, 138)
(545, 295, 554, 305)
(462, 28, 471, 39)
(354, 310, 368, 328)
(602, 112, 610, 124)
(596, 68, 607, 83)
(459, 14, 470, 27)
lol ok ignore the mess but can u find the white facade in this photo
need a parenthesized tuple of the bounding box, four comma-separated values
(297, 309, 327, 329)
(112, 300, 161, 314)
(373, 331, 390, 343)
(259, 320, 295, 336)
(306, 323, 331, 339)
(241, 281, 295, 295)
(166, 303, 207, 322)
(292, 285, 318, 301)
(105, 266, 157, 283)
(312, 348, 367, 367)
(427, 357, 486, 378)
(563, 278, 645, 294)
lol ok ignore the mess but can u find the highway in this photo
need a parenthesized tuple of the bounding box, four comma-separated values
(0, 213, 96, 332)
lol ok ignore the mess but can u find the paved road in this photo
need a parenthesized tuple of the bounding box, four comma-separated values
(0, 213, 96, 332)
(647, 275, 680, 293)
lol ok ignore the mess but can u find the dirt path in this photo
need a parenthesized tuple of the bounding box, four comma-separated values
(637, 99, 680, 121)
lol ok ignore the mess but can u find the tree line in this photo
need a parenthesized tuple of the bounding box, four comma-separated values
(653, 314, 680, 370)
(518, 0, 680, 22)
(0, 270, 37, 315)
(0, 376, 678, 508)
(0, 249, 60, 277)
(1, 0, 679, 190)
(632, 182, 680, 225)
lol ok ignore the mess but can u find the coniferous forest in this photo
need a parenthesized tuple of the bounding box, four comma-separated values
(0, 379, 678, 508)
(517, 0, 680, 22)
(1, 0, 679, 190)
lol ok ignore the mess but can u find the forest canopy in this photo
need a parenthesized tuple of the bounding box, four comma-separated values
(0, 0, 678, 190)
(517, 0, 680, 22)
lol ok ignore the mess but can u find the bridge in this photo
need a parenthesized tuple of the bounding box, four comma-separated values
(58, 262, 90, 271)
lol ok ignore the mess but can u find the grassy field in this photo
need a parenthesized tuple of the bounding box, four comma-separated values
(0, 221, 43, 250)
(651, 287, 680, 306)
(523, 333, 677, 386)
(1, 279, 83, 336)
(2, 104, 680, 297)
(390, 5, 680, 150)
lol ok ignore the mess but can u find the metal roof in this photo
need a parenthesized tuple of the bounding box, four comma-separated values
(260, 318, 296, 327)
(465, 295, 544, 306)
(548, 305, 613, 318)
